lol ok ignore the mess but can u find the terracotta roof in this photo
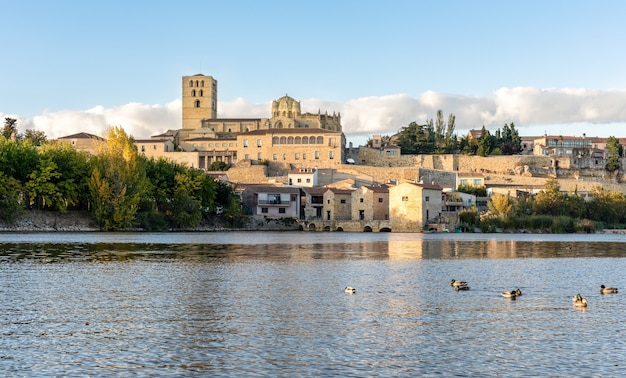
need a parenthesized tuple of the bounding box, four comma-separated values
(457, 172, 484, 178)
(243, 185, 300, 194)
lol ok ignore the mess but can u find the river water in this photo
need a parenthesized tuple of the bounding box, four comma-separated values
(1, 232, 625, 377)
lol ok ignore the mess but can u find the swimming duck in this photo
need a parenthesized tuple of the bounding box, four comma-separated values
(573, 297, 588, 307)
(600, 285, 618, 294)
(344, 286, 356, 294)
(515, 288, 522, 296)
(450, 279, 468, 288)
(502, 291, 517, 299)
(455, 285, 470, 291)
(572, 293, 583, 303)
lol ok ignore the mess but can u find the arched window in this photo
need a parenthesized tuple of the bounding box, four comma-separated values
(288, 111, 292, 118)
(195, 100, 200, 108)
(189, 80, 193, 87)
(200, 89, 203, 96)
(295, 137, 301, 144)
(201, 80, 204, 87)
(280, 136, 286, 144)
(272, 136, 279, 145)
(275, 121, 283, 129)
(192, 89, 196, 97)
(288, 136, 294, 144)
(302, 136, 308, 144)
(195, 80, 199, 87)
(310, 135, 316, 144)
(317, 136, 324, 144)
(282, 111, 286, 117)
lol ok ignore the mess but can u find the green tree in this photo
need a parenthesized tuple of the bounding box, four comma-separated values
(23, 129, 48, 146)
(25, 158, 64, 211)
(208, 161, 229, 171)
(534, 179, 567, 216)
(0, 172, 24, 223)
(395, 122, 435, 154)
(2, 117, 18, 140)
(89, 126, 148, 230)
(605, 136, 622, 173)
(476, 126, 493, 157)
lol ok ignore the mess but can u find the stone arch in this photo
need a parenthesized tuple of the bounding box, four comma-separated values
(380, 227, 392, 232)
(317, 136, 324, 144)
(336, 227, 344, 231)
(280, 136, 286, 144)
(323, 226, 331, 231)
(310, 136, 316, 144)
(363, 226, 373, 232)
(302, 136, 308, 144)
(295, 136, 301, 144)
(308, 223, 317, 231)
(272, 136, 279, 145)
(288, 136, 294, 144)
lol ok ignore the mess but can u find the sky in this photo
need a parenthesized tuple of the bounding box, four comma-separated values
(2, 1, 626, 146)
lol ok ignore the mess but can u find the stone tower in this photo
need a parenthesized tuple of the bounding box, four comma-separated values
(182, 74, 217, 130)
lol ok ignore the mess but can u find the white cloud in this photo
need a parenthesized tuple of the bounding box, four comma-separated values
(3, 87, 626, 144)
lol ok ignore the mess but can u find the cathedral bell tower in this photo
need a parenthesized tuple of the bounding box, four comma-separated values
(182, 74, 217, 130)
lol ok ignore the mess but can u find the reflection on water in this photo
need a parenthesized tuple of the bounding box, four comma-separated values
(1, 232, 625, 376)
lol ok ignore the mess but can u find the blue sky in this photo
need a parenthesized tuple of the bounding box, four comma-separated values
(2, 1, 626, 145)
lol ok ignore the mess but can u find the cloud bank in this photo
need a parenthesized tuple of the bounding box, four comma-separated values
(3, 87, 626, 145)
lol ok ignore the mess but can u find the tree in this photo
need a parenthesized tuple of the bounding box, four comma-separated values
(476, 126, 492, 157)
(208, 161, 229, 171)
(487, 193, 513, 217)
(89, 126, 148, 229)
(0, 172, 24, 223)
(605, 136, 622, 173)
(534, 179, 567, 216)
(23, 129, 48, 146)
(2, 117, 18, 140)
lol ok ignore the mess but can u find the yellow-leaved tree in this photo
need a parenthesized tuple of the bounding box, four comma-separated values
(89, 126, 148, 230)
(487, 193, 513, 218)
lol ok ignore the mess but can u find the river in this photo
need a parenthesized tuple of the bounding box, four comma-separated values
(1, 232, 625, 376)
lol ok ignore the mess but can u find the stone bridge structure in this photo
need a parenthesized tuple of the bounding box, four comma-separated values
(298, 220, 392, 232)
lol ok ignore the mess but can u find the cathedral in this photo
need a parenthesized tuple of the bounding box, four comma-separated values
(159, 73, 346, 169)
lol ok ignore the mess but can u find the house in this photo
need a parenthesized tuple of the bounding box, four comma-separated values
(456, 172, 485, 189)
(351, 185, 389, 221)
(241, 185, 301, 218)
(135, 139, 175, 159)
(389, 182, 443, 232)
(322, 188, 354, 221)
(301, 187, 327, 220)
(288, 167, 318, 187)
(55, 132, 104, 155)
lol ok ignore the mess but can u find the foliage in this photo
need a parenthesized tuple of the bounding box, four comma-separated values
(208, 161, 229, 171)
(2, 117, 18, 140)
(487, 193, 513, 217)
(23, 129, 48, 146)
(457, 184, 487, 197)
(89, 126, 148, 230)
(605, 136, 622, 172)
(0, 172, 24, 224)
(395, 111, 458, 154)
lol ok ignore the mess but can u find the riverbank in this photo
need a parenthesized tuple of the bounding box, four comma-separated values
(0, 211, 302, 232)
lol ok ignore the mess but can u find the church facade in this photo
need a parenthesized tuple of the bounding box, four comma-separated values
(158, 73, 346, 169)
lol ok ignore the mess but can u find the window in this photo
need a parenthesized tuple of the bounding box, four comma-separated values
(283, 154, 287, 160)
(297, 178, 302, 183)
(306, 178, 311, 183)
(402, 196, 409, 201)
(257, 152, 262, 160)
(329, 151, 334, 159)
(378, 198, 383, 203)
(200, 89, 203, 96)
(192, 89, 196, 97)
(141, 146, 145, 152)
(315, 151, 320, 159)
(360, 198, 364, 203)
(425, 196, 430, 202)
(243, 139, 248, 147)
(273, 154, 277, 160)
(257, 139, 262, 147)
(261, 207, 268, 213)
(194, 100, 200, 108)
(340, 199, 346, 204)
(279, 208, 286, 214)
(244, 154, 250, 160)
(303, 153, 306, 160)
(295, 153, 299, 160)
(473, 179, 482, 185)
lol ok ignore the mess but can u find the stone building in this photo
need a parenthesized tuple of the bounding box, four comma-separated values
(351, 185, 389, 221)
(55, 132, 104, 155)
(389, 182, 443, 232)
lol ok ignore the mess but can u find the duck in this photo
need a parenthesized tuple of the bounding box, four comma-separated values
(600, 285, 618, 294)
(514, 288, 522, 296)
(455, 285, 470, 291)
(502, 290, 517, 299)
(450, 279, 468, 288)
(572, 293, 583, 303)
(344, 286, 356, 294)
(573, 297, 588, 308)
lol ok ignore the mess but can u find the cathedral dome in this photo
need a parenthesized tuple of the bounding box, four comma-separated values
(272, 94, 301, 118)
